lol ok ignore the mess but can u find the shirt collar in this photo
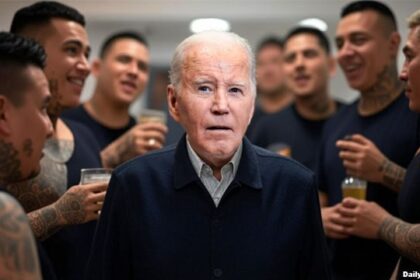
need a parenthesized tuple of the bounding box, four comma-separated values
(186, 136, 242, 179)
(173, 135, 262, 190)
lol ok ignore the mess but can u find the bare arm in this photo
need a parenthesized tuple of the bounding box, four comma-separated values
(0, 192, 41, 280)
(379, 159, 406, 192)
(28, 182, 107, 240)
(379, 216, 420, 264)
(101, 122, 167, 168)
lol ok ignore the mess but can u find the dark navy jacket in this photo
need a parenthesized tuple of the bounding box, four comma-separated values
(86, 136, 331, 280)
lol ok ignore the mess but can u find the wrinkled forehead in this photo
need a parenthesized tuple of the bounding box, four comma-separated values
(182, 44, 250, 77)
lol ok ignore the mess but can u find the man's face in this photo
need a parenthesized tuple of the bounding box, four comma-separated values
(93, 38, 149, 106)
(400, 26, 420, 112)
(168, 43, 254, 167)
(8, 66, 53, 181)
(256, 44, 285, 95)
(41, 18, 90, 112)
(336, 10, 396, 92)
(283, 34, 333, 98)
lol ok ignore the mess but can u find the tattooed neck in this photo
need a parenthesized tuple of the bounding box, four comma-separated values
(0, 140, 22, 184)
(47, 79, 64, 128)
(358, 64, 403, 116)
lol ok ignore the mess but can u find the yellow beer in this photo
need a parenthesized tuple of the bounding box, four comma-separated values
(341, 177, 367, 200)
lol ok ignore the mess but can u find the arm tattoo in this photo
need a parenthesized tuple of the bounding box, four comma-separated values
(102, 136, 132, 168)
(0, 193, 41, 280)
(379, 216, 420, 264)
(379, 159, 406, 192)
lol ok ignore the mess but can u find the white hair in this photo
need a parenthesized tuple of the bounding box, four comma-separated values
(169, 31, 256, 96)
(408, 10, 420, 39)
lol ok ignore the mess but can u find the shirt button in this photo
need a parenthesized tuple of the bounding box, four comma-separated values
(213, 268, 223, 278)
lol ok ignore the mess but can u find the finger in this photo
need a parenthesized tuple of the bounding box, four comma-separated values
(139, 130, 166, 144)
(91, 191, 107, 203)
(136, 122, 168, 134)
(350, 134, 370, 145)
(84, 182, 109, 192)
(342, 197, 360, 208)
(339, 150, 359, 161)
(336, 140, 362, 152)
(342, 160, 359, 171)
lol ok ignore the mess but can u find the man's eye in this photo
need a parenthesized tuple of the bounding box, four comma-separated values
(198, 86, 212, 93)
(66, 47, 78, 55)
(229, 87, 243, 95)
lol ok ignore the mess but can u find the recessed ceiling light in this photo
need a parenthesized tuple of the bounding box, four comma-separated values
(298, 18, 328, 32)
(189, 18, 231, 33)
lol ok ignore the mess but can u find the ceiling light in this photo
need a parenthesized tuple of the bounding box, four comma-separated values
(189, 18, 231, 33)
(298, 18, 328, 32)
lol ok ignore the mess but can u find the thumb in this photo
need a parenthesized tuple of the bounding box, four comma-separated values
(342, 197, 359, 208)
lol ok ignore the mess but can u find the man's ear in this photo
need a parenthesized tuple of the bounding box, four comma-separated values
(91, 59, 102, 78)
(0, 96, 12, 136)
(389, 31, 401, 59)
(167, 85, 180, 122)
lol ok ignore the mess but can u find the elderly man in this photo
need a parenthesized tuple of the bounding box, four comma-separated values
(0, 32, 53, 280)
(336, 9, 420, 279)
(86, 31, 331, 279)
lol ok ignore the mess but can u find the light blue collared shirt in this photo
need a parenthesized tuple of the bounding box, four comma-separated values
(186, 137, 242, 207)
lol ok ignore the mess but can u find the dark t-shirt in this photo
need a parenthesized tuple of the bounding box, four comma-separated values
(318, 93, 419, 279)
(43, 119, 102, 280)
(251, 103, 341, 171)
(398, 152, 420, 278)
(62, 105, 136, 149)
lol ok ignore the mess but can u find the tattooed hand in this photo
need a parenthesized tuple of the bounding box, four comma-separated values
(336, 134, 406, 191)
(55, 182, 108, 225)
(101, 122, 168, 168)
(28, 181, 108, 240)
(0, 192, 42, 280)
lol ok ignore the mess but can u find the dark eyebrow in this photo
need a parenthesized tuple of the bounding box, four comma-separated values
(64, 39, 91, 56)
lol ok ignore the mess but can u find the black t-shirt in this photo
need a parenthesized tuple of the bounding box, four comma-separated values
(43, 119, 102, 280)
(62, 105, 136, 149)
(397, 152, 420, 279)
(251, 103, 341, 171)
(318, 93, 418, 279)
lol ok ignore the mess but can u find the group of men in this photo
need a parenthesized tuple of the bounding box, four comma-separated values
(0, 0, 419, 279)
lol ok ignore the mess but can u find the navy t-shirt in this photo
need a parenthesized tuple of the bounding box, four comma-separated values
(318, 93, 418, 279)
(251, 103, 341, 171)
(62, 105, 136, 149)
(43, 119, 102, 280)
(397, 152, 420, 278)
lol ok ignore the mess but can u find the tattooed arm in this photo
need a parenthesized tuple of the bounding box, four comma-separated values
(101, 122, 167, 168)
(28, 182, 108, 240)
(340, 198, 420, 264)
(0, 192, 41, 280)
(379, 217, 420, 265)
(337, 134, 406, 192)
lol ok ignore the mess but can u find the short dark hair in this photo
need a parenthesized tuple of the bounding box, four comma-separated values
(341, 0, 397, 32)
(256, 36, 284, 54)
(99, 31, 148, 58)
(10, 1, 85, 34)
(0, 32, 46, 106)
(285, 26, 331, 54)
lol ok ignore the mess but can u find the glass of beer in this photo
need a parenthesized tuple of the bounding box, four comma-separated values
(341, 176, 367, 199)
(138, 109, 167, 125)
(80, 168, 112, 184)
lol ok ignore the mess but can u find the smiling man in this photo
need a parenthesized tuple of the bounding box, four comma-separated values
(317, 1, 419, 279)
(62, 31, 167, 168)
(86, 31, 331, 280)
(8, 2, 108, 280)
